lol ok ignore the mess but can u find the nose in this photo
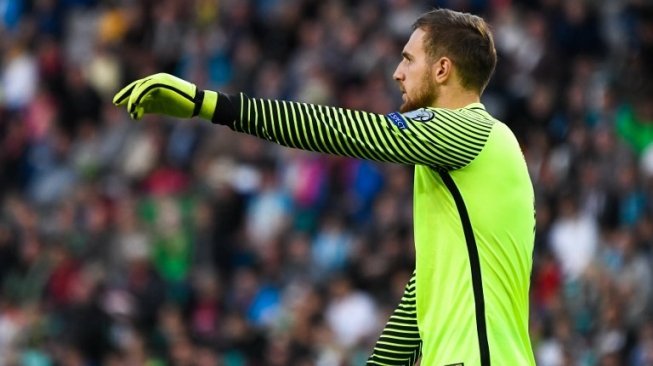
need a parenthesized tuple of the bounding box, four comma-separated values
(393, 63, 404, 82)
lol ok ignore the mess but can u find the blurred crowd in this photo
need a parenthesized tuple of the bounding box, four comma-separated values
(1, 0, 653, 365)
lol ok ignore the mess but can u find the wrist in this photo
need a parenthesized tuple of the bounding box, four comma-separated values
(198, 90, 219, 121)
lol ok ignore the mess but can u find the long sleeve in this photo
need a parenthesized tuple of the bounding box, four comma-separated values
(213, 93, 495, 170)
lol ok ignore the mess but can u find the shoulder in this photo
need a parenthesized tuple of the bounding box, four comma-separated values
(387, 106, 496, 125)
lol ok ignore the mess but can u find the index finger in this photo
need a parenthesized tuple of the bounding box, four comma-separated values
(112, 79, 141, 106)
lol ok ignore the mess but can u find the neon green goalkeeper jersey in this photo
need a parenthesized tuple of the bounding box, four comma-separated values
(213, 94, 535, 365)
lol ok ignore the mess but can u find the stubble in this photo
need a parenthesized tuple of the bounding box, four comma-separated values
(399, 68, 439, 113)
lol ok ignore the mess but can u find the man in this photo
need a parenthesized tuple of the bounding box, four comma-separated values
(114, 8, 535, 366)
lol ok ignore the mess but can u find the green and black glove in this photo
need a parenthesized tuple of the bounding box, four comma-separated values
(112, 73, 222, 121)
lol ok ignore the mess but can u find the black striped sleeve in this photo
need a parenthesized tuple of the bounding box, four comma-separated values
(367, 271, 421, 366)
(213, 93, 495, 170)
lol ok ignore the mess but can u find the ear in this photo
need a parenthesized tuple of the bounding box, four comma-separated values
(433, 57, 453, 84)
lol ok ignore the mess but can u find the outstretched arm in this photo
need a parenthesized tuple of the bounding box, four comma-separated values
(114, 73, 494, 170)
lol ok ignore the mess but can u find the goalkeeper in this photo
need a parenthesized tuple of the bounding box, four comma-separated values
(114, 9, 535, 366)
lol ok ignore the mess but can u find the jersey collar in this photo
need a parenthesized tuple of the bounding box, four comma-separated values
(423, 103, 486, 111)
(465, 102, 486, 110)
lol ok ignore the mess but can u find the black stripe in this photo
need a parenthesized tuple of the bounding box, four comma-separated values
(415, 124, 477, 165)
(275, 101, 292, 147)
(312, 105, 336, 155)
(294, 102, 314, 150)
(284, 102, 303, 148)
(437, 169, 490, 366)
(347, 110, 385, 162)
(378, 331, 422, 340)
(323, 104, 356, 157)
(368, 271, 421, 366)
(135, 83, 194, 106)
(420, 122, 486, 154)
(246, 98, 256, 135)
(373, 343, 419, 353)
(236, 93, 247, 129)
(386, 316, 418, 323)
(383, 323, 419, 332)
(115, 84, 136, 104)
(435, 112, 492, 143)
(116, 77, 152, 105)
(398, 127, 448, 166)
(436, 111, 493, 140)
(372, 349, 415, 358)
(371, 114, 415, 165)
(357, 112, 394, 162)
(192, 89, 204, 117)
(262, 100, 276, 141)
(401, 125, 463, 167)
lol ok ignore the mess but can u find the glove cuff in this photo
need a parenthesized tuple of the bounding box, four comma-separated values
(198, 90, 219, 121)
(192, 89, 205, 117)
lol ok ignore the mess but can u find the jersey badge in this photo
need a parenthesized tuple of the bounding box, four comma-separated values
(404, 108, 435, 122)
(386, 112, 407, 129)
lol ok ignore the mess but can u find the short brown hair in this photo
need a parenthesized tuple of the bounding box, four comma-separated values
(413, 9, 497, 93)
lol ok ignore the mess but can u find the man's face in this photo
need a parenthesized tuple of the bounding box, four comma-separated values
(393, 28, 439, 113)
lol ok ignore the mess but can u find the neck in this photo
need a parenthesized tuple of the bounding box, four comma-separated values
(432, 86, 480, 109)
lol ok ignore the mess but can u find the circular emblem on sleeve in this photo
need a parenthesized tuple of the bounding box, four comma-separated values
(403, 109, 435, 122)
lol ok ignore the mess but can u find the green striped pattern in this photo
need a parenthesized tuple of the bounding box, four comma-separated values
(234, 95, 495, 170)
(367, 272, 421, 366)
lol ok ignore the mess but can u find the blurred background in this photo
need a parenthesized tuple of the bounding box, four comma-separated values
(1, 0, 653, 365)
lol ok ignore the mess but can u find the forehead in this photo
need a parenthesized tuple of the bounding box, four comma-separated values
(403, 28, 427, 56)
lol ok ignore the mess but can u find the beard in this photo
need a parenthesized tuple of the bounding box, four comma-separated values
(399, 69, 439, 113)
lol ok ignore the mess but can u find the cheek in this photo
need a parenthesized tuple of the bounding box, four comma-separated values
(406, 65, 423, 82)
(405, 70, 420, 90)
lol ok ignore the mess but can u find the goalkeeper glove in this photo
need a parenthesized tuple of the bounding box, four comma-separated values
(112, 73, 218, 121)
